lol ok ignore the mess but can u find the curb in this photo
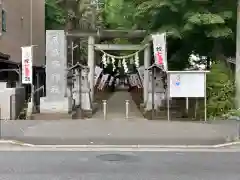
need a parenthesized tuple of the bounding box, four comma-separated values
(0, 140, 35, 147)
(0, 139, 240, 149)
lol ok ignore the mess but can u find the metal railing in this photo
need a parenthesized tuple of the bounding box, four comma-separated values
(24, 85, 45, 119)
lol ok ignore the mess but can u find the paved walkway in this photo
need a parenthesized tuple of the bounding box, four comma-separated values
(93, 91, 145, 120)
(1, 120, 238, 145)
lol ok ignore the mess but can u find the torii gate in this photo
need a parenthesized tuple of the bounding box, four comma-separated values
(66, 29, 153, 105)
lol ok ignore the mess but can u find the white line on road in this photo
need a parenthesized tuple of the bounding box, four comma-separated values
(0, 140, 240, 151)
(1, 147, 240, 152)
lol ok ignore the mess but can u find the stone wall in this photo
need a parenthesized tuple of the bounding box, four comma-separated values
(0, 82, 25, 119)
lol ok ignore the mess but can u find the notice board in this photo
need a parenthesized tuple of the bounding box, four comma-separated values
(168, 71, 207, 98)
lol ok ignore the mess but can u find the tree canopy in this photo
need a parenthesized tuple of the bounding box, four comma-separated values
(45, 0, 66, 29)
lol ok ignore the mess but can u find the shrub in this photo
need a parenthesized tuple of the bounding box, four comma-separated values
(207, 60, 235, 118)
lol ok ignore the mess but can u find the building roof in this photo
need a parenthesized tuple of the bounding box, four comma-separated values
(0, 52, 10, 60)
(0, 52, 19, 65)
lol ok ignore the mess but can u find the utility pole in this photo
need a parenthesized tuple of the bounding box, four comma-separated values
(236, 0, 240, 109)
(30, 0, 35, 114)
(30, 0, 33, 45)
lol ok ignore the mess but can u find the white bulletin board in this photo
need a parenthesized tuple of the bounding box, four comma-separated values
(168, 71, 208, 98)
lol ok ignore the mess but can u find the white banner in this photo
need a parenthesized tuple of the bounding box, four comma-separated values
(135, 75, 142, 88)
(137, 66, 144, 83)
(128, 74, 142, 88)
(94, 66, 103, 86)
(98, 74, 109, 90)
(108, 76, 114, 86)
(152, 33, 167, 71)
(21, 46, 33, 84)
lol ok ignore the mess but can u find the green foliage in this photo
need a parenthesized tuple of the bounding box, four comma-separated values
(226, 109, 240, 118)
(207, 61, 235, 118)
(134, 0, 236, 63)
(45, 0, 67, 29)
(135, 0, 235, 38)
(103, 0, 136, 29)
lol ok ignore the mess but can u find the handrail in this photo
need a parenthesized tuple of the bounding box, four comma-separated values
(33, 85, 45, 95)
(19, 85, 45, 119)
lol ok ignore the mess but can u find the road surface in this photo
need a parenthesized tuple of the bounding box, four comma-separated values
(0, 151, 239, 179)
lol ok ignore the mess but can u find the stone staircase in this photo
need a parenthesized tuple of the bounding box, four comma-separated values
(140, 103, 183, 120)
(139, 98, 202, 120)
(29, 102, 100, 120)
(30, 112, 74, 120)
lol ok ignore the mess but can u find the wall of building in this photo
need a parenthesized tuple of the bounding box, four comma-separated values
(32, 0, 45, 67)
(0, 0, 45, 66)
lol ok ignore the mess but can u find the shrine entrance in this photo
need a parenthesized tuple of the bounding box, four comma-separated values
(92, 44, 148, 120)
(37, 30, 207, 121)
(66, 30, 168, 120)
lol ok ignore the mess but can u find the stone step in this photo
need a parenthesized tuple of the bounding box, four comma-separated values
(143, 109, 185, 119)
(31, 112, 73, 120)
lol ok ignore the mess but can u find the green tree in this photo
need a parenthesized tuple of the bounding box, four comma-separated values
(103, 0, 136, 29)
(45, 0, 66, 29)
(134, 0, 236, 69)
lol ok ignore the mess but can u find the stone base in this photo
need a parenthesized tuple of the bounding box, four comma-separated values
(145, 92, 165, 111)
(72, 102, 98, 119)
(73, 92, 92, 111)
(40, 97, 69, 113)
(31, 112, 73, 120)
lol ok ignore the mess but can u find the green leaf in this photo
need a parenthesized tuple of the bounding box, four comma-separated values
(136, 0, 178, 15)
(205, 27, 233, 38)
(182, 23, 194, 31)
(187, 13, 225, 25)
(218, 11, 233, 20)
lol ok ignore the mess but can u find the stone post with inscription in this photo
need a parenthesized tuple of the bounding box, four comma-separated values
(40, 30, 70, 113)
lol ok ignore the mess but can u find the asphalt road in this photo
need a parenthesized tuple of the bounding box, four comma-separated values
(0, 151, 239, 179)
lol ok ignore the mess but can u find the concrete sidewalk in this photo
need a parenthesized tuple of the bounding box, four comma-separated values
(0, 119, 238, 145)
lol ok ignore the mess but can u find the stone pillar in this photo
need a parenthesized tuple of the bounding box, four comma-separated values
(81, 69, 92, 110)
(88, 36, 95, 101)
(144, 44, 151, 104)
(67, 83, 73, 113)
(74, 69, 80, 106)
(40, 30, 69, 113)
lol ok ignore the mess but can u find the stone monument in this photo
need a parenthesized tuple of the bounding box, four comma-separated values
(40, 30, 69, 113)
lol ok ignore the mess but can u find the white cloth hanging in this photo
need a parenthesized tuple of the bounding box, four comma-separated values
(98, 74, 109, 90)
(115, 78, 120, 86)
(102, 74, 110, 90)
(135, 75, 142, 88)
(94, 66, 103, 86)
(128, 75, 134, 86)
(108, 76, 114, 86)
